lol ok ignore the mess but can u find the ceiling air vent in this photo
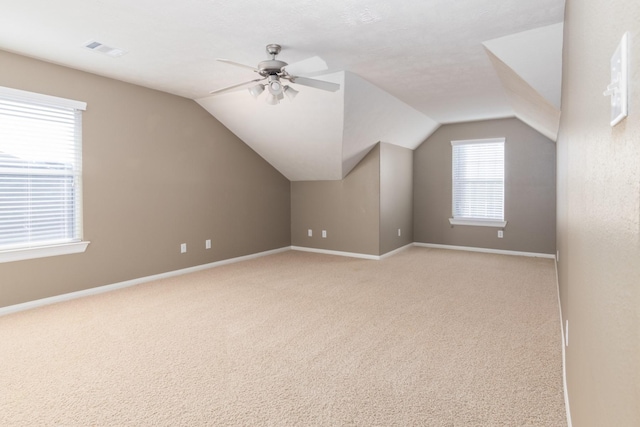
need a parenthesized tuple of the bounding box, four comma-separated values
(83, 40, 127, 58)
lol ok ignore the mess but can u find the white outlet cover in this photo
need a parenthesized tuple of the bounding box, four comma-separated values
(308, 229, 313, 237)
(604, 32, 629, 126)
(205, 239, 211, 249)
(322, 230, 327, 238)
(180, 243, 187, 253)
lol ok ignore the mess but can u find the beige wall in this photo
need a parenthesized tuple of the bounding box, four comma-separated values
(414, 118, 556, 254)
(558, 1, 640, 425)
(0, 50, 291, 308)
(380, 143, 413, 254)
(291, 145, 380, 256)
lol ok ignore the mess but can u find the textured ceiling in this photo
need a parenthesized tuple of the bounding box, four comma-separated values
(0, 0, 566, 180)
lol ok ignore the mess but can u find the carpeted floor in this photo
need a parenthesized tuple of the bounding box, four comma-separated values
(0, 247, 566, 426)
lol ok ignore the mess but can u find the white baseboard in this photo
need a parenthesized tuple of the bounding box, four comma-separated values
(291, 246, 380, 260)
(291, 243, 413, 261)
(292, 243, 415, 261)
(380, 243, 414, 260)
(414, 242, 556, 259)
(555, 260, 573, 427)
(0, 246, 291, 317)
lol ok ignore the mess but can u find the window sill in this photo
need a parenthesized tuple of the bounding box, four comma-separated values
(449, 218, 507, 228)
(0, 241, 90, 263)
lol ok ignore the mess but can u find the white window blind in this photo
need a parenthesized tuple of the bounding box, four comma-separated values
(451, 138, 505, 225)
(0, 86, 86, 253)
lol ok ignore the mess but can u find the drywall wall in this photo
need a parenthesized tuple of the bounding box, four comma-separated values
(379, 143, 413, 254)
(291, 142, 414, 257)
(414, 117, 556, 255)
(291, 145, 380, 255)
(0, 50, 291, 308)
(557, 1, 640, 425)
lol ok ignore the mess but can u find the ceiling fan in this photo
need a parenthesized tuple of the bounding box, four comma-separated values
(210, 44, 340, 105)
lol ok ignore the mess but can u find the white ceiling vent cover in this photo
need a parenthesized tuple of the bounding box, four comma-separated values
(83, 40, 127, 57)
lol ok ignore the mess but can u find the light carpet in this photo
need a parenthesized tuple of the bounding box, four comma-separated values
(0, 247, 566, 426)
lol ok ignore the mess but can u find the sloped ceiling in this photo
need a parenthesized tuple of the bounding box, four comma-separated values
(197, 71, 439, 180)
(483, 23, 564, 141)
(0, 0, 566, 180)
(341, 72, 440, 178)
(197, 73, 347, 181)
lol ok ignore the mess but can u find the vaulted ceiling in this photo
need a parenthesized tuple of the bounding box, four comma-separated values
(0, 0, 565, 181)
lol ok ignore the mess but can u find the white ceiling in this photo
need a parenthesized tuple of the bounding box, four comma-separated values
(0, 0, 566, 180)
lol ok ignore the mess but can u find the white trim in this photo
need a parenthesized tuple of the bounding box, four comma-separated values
(555, 259, 573, 427)
(439, 114, 515, 125)
(414, 242, 555, 259)
(0, 246, 291, 317)
(450, 137, 505, 146)
(291, 246, 380, 260)
(449, 218, 507, 228)
(291, 243, 413, 261)
(0, 241, 90, 263)
(0, 85, 87, 110)
(379, 243, 414, 260)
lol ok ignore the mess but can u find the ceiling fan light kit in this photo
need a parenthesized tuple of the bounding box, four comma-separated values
(210, 44, 340, 105)
(248, 84, 265, 98)
(267, 75, 283, 95)
(284, 85, 298, 100)
(266, 93, 279, 105)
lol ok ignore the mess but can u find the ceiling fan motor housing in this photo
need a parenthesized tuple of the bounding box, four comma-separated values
(258, 59, 288, 76)
(259, 44, 287, 76)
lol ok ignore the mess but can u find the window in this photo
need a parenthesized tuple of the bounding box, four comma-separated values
(0, 86, 89, 263)
(449, 138, 507, 228)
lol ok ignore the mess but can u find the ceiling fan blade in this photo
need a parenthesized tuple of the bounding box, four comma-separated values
(283, 56, 328, 76)
(216, 58, 259, 72)
(210, 78, 265, 95)
(288, 76, 340, 92)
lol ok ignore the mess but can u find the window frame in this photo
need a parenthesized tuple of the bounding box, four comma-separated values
(0, 86, 89, 263)
(448, 137, 507, 228)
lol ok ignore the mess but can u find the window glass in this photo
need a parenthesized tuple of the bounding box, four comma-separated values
(0, 87, 85, 252)
(451, 138, 505, 222)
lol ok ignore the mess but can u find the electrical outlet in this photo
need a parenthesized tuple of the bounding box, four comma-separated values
(398, 228, 401, 237)
(322, 230, 327, 238)
(180, 243, 187, 253)
(205, 239, 211, 249)
(308, 229, 313, 237)
(498, 230, 503, 238)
